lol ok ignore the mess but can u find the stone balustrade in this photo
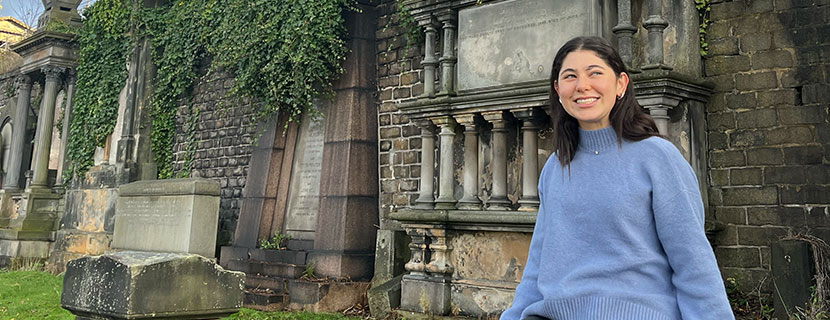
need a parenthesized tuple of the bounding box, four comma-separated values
(411, 107, 544, 213)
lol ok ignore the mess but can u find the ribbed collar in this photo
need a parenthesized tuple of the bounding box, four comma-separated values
(578, 125, 618, 154)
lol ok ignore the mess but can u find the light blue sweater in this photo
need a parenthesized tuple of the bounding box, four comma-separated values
(501, 126, 734, 320)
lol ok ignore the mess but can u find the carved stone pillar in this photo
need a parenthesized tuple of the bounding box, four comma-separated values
(512, 108, 540, 211)
(414, 120, 436, 209)
(425, 227, 453, 276)
(419, 16, 439, 97)
(31, 66, 64, 189)
(56, 70, 76, 186)
(400, 224, 452, 315)
(403, 226, 428, 277)
(481, 111, 510, 210)
(454, 114, 481, 210)
(4, 75, 32, 190)
(639, 94, 680, 135)
(432, 116, 456, 210)
(643, 0, 671, 70)
(612, 0, 637, 70)
(437, 12, 457, 96)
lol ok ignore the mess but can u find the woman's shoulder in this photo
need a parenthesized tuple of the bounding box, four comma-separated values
(626, 136, 685, 162)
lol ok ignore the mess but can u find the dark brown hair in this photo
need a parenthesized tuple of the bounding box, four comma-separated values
(549, 36, 660, 166)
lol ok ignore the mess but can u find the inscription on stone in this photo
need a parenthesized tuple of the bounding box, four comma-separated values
(111, 178, 220, 257)
(457, 0, 602, 91)
(284, 113, 326, 240)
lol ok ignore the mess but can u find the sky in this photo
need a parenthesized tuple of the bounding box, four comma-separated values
(0, 0, 97, 28)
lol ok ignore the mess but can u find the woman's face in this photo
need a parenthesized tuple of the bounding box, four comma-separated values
(554, 50, 629, 130)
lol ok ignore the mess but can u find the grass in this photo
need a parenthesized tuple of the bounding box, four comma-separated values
(0, 269, 362, 320)
(0, 270, 72, 319)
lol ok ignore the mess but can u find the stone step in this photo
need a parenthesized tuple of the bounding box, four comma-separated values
(243, 290, 287, 311)
(286, 239, 313, 251)
(245, 274, 288, 294)
(9, 218, 56, 231)
(220, 246, 308, 268)
(248, 248, 307, 265)
(0, 217, 9, 228)
(0, 229, 54, 241)
(227, 259, 304, 279)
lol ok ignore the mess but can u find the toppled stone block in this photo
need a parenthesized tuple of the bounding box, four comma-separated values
(62, 251, 244, 319)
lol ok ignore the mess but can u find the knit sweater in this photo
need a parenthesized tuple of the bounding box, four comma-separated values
(500, 126, 734, 320)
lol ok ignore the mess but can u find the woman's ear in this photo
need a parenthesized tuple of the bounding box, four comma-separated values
(616, 72, 630, 97)
(553, 80, 560, 95)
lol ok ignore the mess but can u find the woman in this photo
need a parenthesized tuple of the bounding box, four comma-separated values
(500, 36, 734, 320)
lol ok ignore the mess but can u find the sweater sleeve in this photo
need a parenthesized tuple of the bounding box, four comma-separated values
(651, 145, 734, 320)
(500, 188, 547, 320)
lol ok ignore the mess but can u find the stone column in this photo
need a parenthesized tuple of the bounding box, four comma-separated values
(425, 227, 453, 277)
(454, 114, 481, 210)
(4, 75, 32, 190)
(56, 70, 76, 186)
(116, 46, 141, 167)
(432, 116, 457, 210)
(419, 16, 439, 97)
(612, 0, 637, 70)
(400, 224, 451, 315)
(643, 0, 670, 70)
(512, 108, 540, 211)
(639, 96, 681, 135)
(414, 120, 436, 209)
(31, 66, 64, 189)
(437, 13, 457, 96)
(403, 226, 428, 277)
(481, 111, 511, 210)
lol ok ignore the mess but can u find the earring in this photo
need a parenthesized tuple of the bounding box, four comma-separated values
(617, 92, 625, 100)
(558, 98, 563, 105)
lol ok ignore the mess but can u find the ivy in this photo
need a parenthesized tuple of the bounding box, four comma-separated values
(66, 0, 132, 175)
(141, 0, 213, 179)
(206, 0, 353, 126)
(66, 0, 353, 179)
(695, 0, 711, 57)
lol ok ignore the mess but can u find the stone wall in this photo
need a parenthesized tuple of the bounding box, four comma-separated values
(705, 0, 830, 290)
(376, 0, 426, 230)
(171, 73, 257, 248)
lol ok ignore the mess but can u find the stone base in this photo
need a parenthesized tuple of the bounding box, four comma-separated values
(0, 238, 52, 259)
(62, 250, 244, 319)
(284, 281, 370, 311)
(401, 274, 452, 315)
(47, 230, 113, 273)
(368, 274, 402, 318)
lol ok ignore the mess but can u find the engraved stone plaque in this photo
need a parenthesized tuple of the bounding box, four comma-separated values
(112, 178, 220, 257)
(457, 0, 602, 91)
(283, 113, 326, 240)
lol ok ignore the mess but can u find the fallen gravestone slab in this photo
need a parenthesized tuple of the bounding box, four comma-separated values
(62, 250, 244, 319)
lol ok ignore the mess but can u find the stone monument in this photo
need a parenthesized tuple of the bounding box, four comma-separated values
(62, 178, 244, 319)
(111, 178, 220, 257)
(0, 0, 79, 267)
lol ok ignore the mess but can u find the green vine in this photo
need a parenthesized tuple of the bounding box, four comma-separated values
(66, 0, 132, 176)
(67, 0, 353, 179)
(695, 0, 711, 57)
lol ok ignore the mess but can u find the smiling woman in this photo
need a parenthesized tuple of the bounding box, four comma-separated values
(553, 50, 629, 131)
(499, 36, 735, 320)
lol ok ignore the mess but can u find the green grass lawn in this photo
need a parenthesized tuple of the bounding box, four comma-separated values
(0, 270, 361, 320)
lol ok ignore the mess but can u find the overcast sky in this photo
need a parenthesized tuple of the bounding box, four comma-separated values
(1, 0, 97, 28)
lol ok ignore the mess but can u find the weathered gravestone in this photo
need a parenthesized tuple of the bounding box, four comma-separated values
(456, 0, 602, 91)
(62, 251, 244, 319)
(282, 115, 326, 240)
(111, 178, 220, 257)
(62, 178, 243, 319)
